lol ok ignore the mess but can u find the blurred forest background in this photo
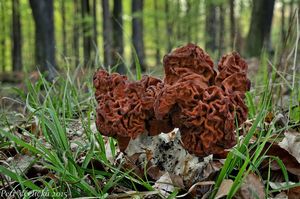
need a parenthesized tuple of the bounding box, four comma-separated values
(0, 0, 299, 80)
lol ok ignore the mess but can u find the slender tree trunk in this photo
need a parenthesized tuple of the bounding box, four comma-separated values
(235, 1, 244, 52)
(81, 0, 92, 67)
(102, 0, 113, 67)
(30, 0, 57, 80)
(153, 0, 160, 65)
(27, 7, 35, 67)
(281, 1, 286, 43)
(218, 4, 225, 58)
(132, 0, 146, 72)
(61, 0, 67, 56)
(112, 0, 125, 74)
(298, 0, 300, 22)
(1, 2, 6, 72)
(205, 1, 217, 53)
(165, 0, 173, 52)
(12, 0, 22, 72)
(186, 0, 192, 43)
(229, 0, 235, 50)
(176, 0, 181, 42)
(93, 0, 98, 48)
(289, 0, 294, 23)
(246, 0, 275, 57)
(73, 0, 80, 66)
(194, 0, 201, 44)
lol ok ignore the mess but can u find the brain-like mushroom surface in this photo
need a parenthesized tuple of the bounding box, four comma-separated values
(93, 70, 173, 150)
(94, 43, 250, 156)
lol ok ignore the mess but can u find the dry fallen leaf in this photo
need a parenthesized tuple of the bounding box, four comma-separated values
(265, 112, 274, 123)
(104, 138, 118, 164)
(288, 186, 300, 199)
(6, 154, 35, 175)
(153, 172, 174, 197)
(235, 172, 265, 199)
(268, 183, 300, 199)
(124, 130, 212, 186)
(264, 143, 300, 176)
(203, 161, 223, 179)
(273, 191, 288, 198)
(279, 131, 300, 164)
(176, 181, 215, 198)
(215, 179, 233, 199)
(268, 181, 297, 190)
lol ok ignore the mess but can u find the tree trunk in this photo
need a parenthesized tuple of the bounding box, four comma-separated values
(235, 1, 244, 52)
(288, 0, 294, 23)
(132, 0, 146, 72)
(93, 0, 98, 48)
(112, 0, 125, 74)
(205, 1, 217, 53)
(73, 0, 80, 66)
(12, 0, 22, 72)
(0, 2, 6, 72)
(165, 0, 173, 52)
(186, 0, 192, 43)
(218, 4, 225, 58)
(61, 0, 67, 56)
(153, 0, 160, 65)
(193, 0, 201, 43)
(229, 0, 235, 50)
(30, 0, 57, 80)
(81, 0, 92, 67)
(102, 0, 113, 68)
(246, 0, 275, 57)
(26, 6, 35, 67)
(281, 1, 286, 43)
(176, 0, 182, 42)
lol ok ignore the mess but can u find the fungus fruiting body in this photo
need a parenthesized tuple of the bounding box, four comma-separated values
(93, 43, 250, 157)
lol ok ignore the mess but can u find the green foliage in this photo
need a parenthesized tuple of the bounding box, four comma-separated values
(0, 0, 255, 71)
(0, 68, 159, 197)
(211, 84, 295, 198)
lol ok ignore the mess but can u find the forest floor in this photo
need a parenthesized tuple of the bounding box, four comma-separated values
(0, 58, 299, 199)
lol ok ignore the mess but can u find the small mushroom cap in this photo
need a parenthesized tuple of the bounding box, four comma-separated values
(93, 70, 172, 150)
(163, 43, 216, 85)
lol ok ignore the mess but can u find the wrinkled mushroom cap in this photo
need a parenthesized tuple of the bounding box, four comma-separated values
(155, 44, 249, 156)
(94, 43, 250, 156)
(163, 43, 216, 85)
(93, 70, 172, 150)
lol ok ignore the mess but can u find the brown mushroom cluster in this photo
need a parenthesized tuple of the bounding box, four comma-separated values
(93, 43, 250, 157)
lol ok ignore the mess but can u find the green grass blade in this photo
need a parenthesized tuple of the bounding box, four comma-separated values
(0, 165, 41, 190)
(132, 48, 142, 80)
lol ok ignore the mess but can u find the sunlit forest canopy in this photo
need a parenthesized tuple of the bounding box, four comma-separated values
(0, 0, 299, 76)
